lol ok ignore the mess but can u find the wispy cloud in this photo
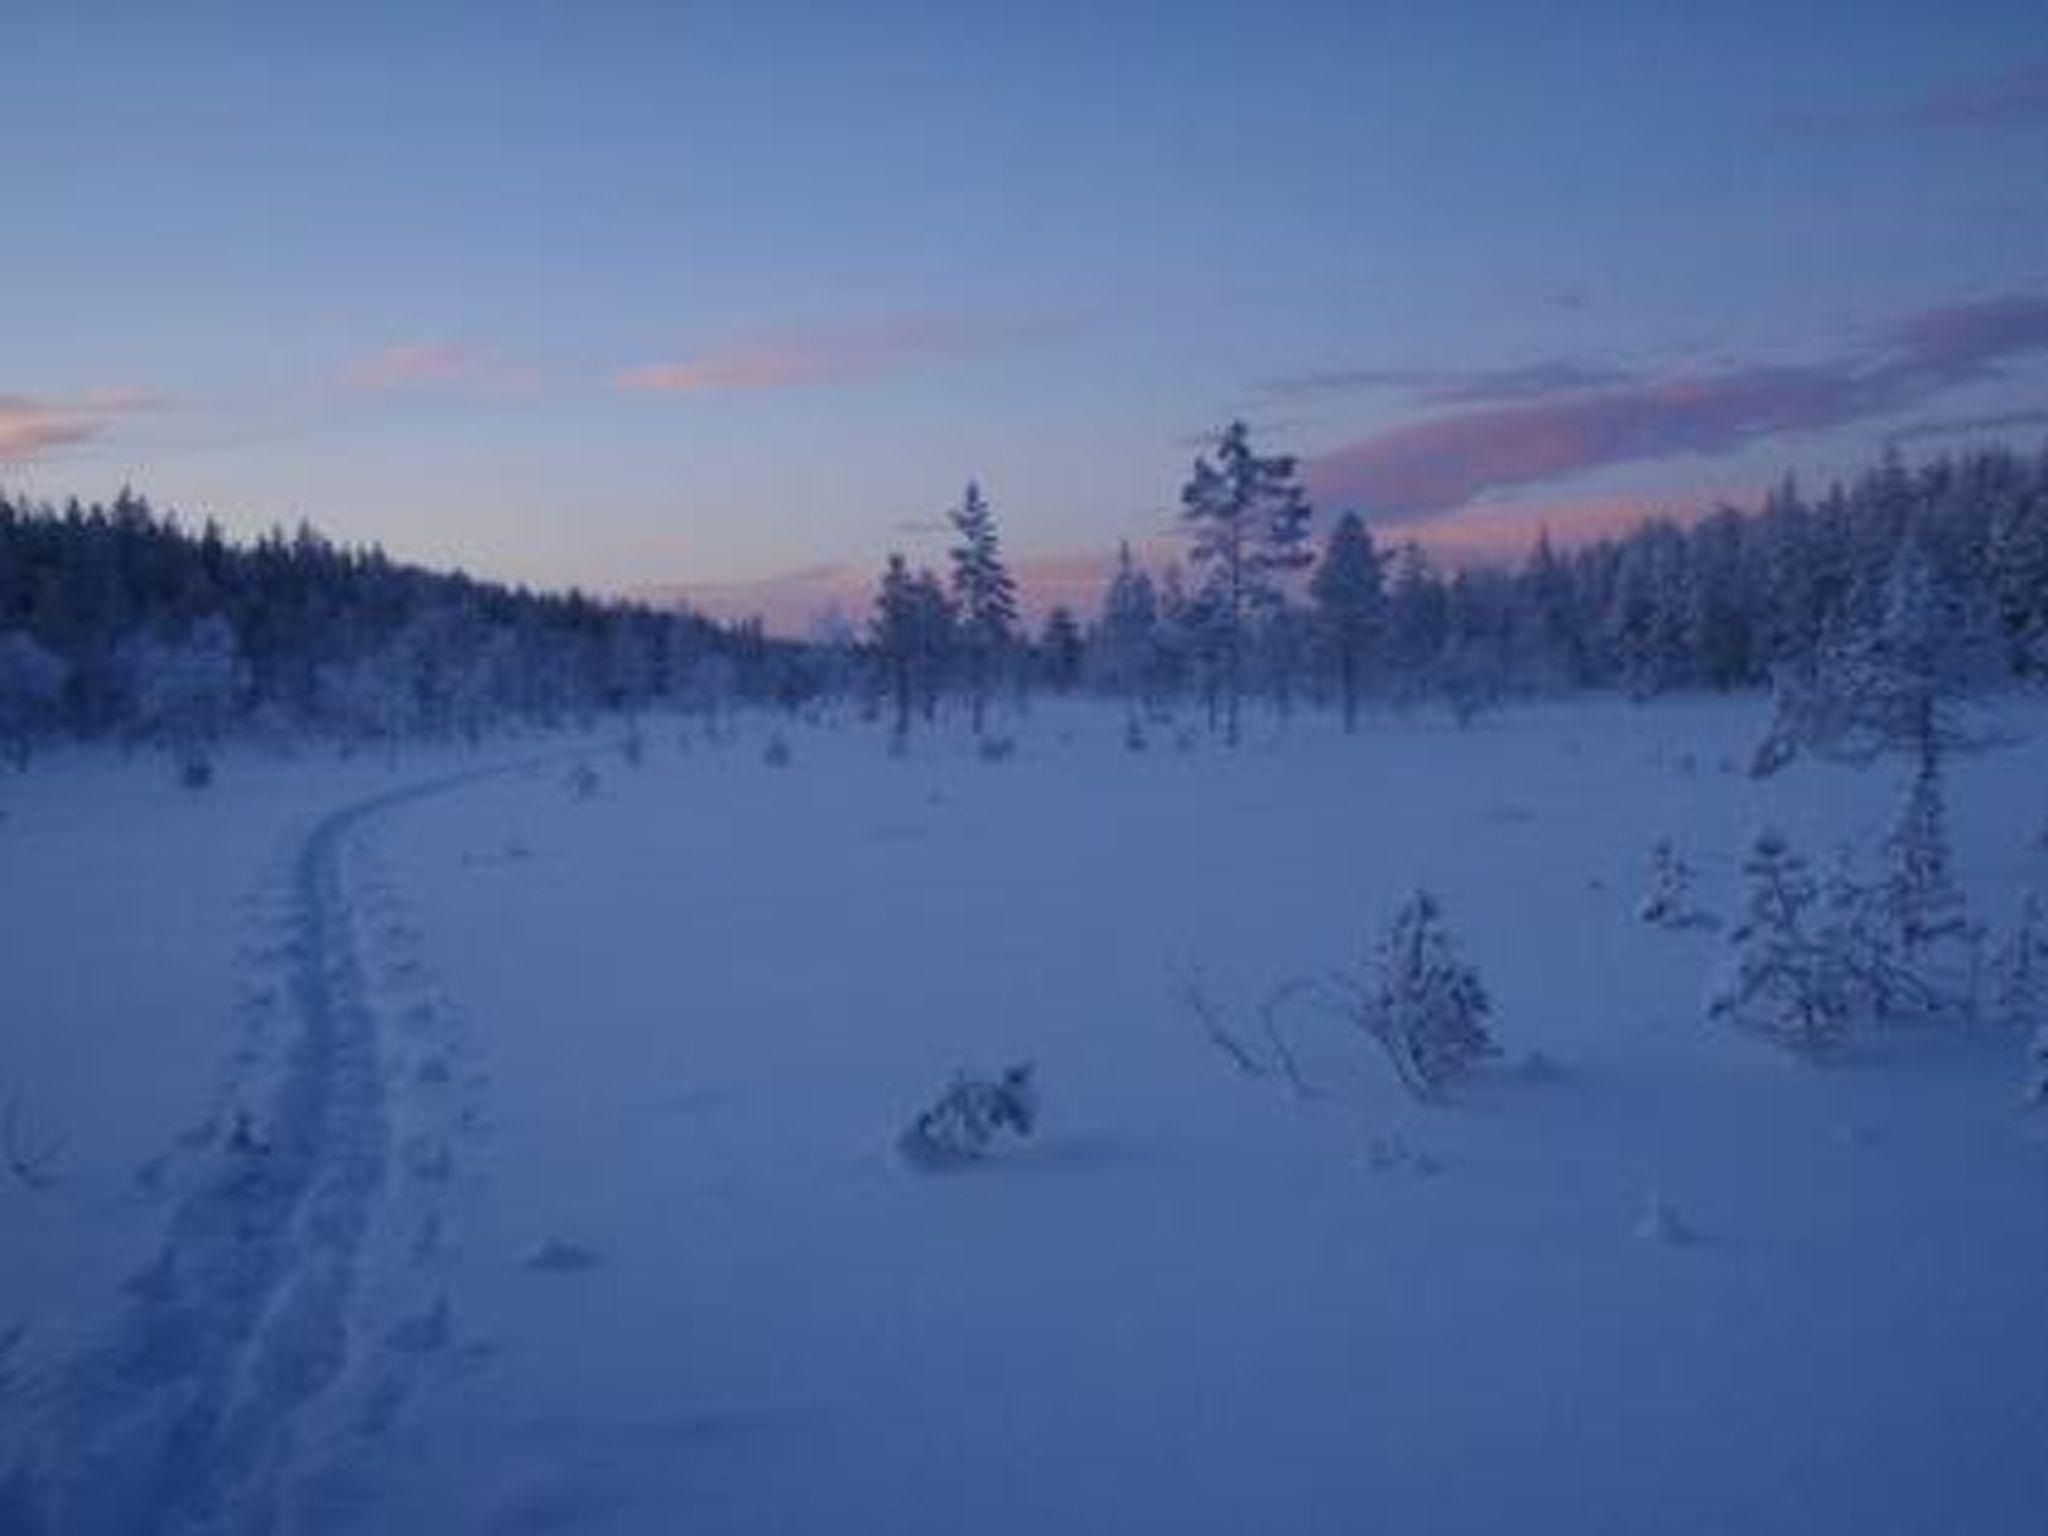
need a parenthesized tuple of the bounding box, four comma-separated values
(340, 342, 538, 396)
(1303, 293, 2048, 521)
(1778, 59, 2048, 134)
(0, 389, 161, 463)
(615, 314, 1030, 394)
(1885, 407, 2048, 446)
(1264, 358, 1637, 405)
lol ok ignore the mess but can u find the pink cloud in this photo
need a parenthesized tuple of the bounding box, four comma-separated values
(615, 314, 1029, 394)
(340, 342, 538, 395)
(0, 390, 160, 463)
(1403, 491, 1738, 565)
(1263, 358, 1636, 405)
(1776, 60, 2048, 134)
(642, 564, 862, 633)
(1900, 61, 2048, 130)
(1303, 291, 2048, 521)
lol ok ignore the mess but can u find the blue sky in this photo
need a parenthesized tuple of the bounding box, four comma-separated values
(6, 1, 2047, 627)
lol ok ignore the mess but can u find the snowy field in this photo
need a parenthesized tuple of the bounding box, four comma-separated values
(5, 696, 2048, 1535)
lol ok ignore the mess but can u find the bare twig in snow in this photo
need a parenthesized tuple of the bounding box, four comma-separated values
(5, 1092, 65, 1190)
(1170, 963, 1267, 1078)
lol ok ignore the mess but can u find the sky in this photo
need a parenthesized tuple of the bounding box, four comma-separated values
(5, 0, 2048, 631)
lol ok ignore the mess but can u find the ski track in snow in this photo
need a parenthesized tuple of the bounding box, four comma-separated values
(4, 762, 523, 1536)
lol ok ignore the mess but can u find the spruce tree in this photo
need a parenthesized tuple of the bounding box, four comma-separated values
(871, 554, 919, 743)
(1709, 828, 1850, 1055)
(1309, 512, 1385, 733)
(947, 482, 1017, 735)
(1096, 542, 1161, 723)
(1180, 421, 1312, 746)
(1874, 747, 1977, 1014)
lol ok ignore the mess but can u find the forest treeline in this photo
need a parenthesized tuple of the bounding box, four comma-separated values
(0, 493, 794, 764)
(3, 435, 2046, 765)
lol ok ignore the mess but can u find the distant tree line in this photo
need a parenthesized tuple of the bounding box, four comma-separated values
(870, 433, 2048, 741)
(0, 490, 811, 767)
(6, 435, 2046, 768)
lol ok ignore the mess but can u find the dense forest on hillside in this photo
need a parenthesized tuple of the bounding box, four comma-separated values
(3, 440, 2046, 767)
(0, 492, 798, 765)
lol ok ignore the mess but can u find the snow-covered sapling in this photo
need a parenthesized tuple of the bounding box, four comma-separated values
(1873, 750, 1978, 1013)
(1363, 889, 1498, 1100)
(1638, 838, 1711, 929)
(1708, 828, 1850, 1056)
(897, 1063, 1039, 1168)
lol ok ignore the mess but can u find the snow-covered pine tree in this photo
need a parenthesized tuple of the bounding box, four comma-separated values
(1365, 889, 1498, 1099)
(1095, 542, 1161, 721)
(1991, 891, 2045, 1031)
(1874, 747, 1978, 1015)
(1038, 607, 1084, 693)
(128, 613, 244, 785)
(871, 555, 920, 744)
(0, 631, 68, 769)
(947, 482, 1017, 735)
(1709, 827, 1850, 1055)
(1309, 511, 1385, 733)
(908, 567, 956, 726)
(1180, 421, 1313, 746)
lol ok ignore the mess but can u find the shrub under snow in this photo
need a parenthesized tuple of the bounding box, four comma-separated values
(897, 1064, 1039, 1168)
(1363, 889, 1498, 1100)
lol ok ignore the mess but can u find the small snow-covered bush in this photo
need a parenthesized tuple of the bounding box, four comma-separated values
(1185, 892, 1501, 1104)
(1638, 838, 1712, 929)
(1365, 889, 1498, 1098)
(897, 1064, 1038, 1168)
(1708, 828, 1851, 1056)
(977, 734, 1016, 763)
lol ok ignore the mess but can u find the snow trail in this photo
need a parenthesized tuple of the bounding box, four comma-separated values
(3, 762, 522, 1536)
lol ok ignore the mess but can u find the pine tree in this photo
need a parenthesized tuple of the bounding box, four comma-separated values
(1039, 607, 1083, 694)
(1366, 889, 1498, 1099)
(1180, 421, 1313, 746)
(907, 568, 956, 725)
(1709, 828, 1851, 1055)
(871, 554, 920, 743)
(1874, 747, 1977, 1014)
(947, 482, 1017, 735)
(1095, 542, 1160, 721)
(1309, 512, 1385, 732)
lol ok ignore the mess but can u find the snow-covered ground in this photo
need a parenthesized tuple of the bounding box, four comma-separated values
(5, 698, 2048, 1535)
